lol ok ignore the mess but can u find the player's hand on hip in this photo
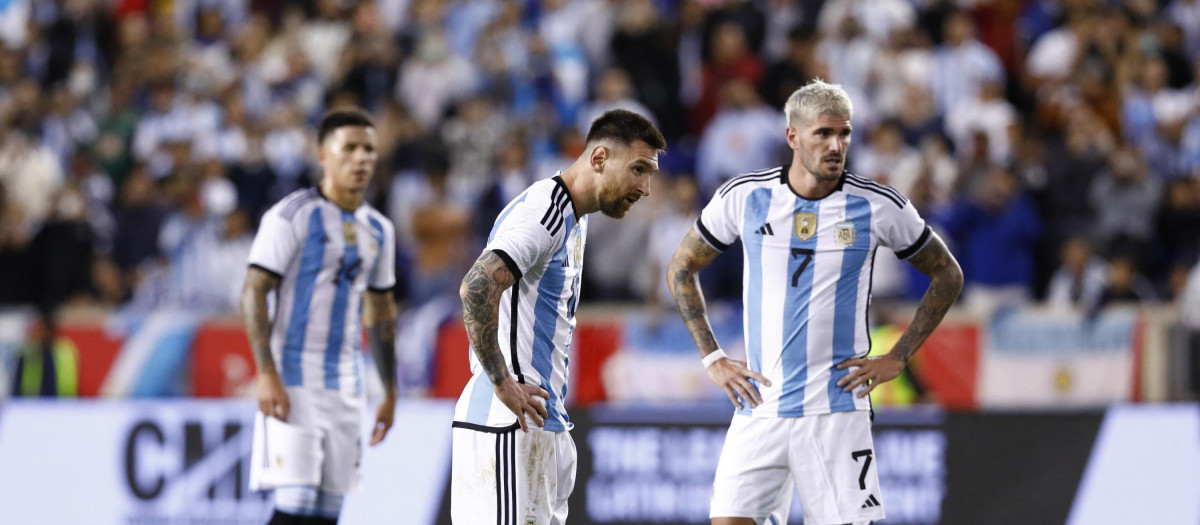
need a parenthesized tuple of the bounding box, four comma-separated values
(836, 354, 905, 398)
(496, 377, 550, 432)
(256, 373, 290, 421)
(369, 394, 397, 446)
(706, 358, 771, 410)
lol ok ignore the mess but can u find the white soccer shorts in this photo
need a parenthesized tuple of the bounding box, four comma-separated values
(710, 410, 884, 525)
(450, 423, 577, 525)
(249, 386, 366, 495)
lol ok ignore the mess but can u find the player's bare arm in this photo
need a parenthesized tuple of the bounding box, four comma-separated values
(668, 229, 771, 410)
(837, 234, 963, 397)
(459, 250, 550, 432)
(364, 289, 398, 445)
(241, 266, 289, 420)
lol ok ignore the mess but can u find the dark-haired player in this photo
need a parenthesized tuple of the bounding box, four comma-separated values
(450, 109, 666, 524)
(243, 108, 399, 525)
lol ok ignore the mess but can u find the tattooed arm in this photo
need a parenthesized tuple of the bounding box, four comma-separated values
(459, 250, 549, 432)
(667, 229, 770, 409)
(241, 266, 288, 419)
(836, 233, 964, 397)
(364, 289, 398, 445)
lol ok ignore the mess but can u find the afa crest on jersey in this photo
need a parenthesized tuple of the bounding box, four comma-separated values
(835, 220, 856, 247)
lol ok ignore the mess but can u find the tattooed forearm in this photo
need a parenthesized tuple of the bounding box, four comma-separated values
(891, 234, 964, 362)
(460, 251, 517, 386)
(241, 267, 282, 376)
(365, 291, 398, 395)
(667, 229, 723, 356)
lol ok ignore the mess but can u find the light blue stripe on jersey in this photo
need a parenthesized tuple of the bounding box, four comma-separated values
(530, 214, 574, 432)
(353, 347, 363, 396)
(325, 210, 360, 390)
(354, 300, 364, 396)
(829, 195, 872, 412)
(282, 209, 327, 387)
(779, 199, 820, 416)
(740, 188, 772, 416)
(487, 192, 530, 243)
(465, 375, 496, 424)
(367, 216, 384, 276)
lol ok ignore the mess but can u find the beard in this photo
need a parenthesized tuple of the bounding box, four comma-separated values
(597, 180, 636, 218)
(803, 153, 844, 181)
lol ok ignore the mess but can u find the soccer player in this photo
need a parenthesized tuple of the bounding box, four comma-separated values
(241, 109, 399, 525)
(667, 79, 964, 525)
(450, 109, 665, 525)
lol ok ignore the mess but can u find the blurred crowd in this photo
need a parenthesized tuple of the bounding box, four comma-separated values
(1, 0, 1200, 319)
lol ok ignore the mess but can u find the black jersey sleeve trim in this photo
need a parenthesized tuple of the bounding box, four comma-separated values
(490, 249, 523, 281)
(248, 263, 283, 280)
(895, 225, 933, 260)
(695, 218, 730, 252)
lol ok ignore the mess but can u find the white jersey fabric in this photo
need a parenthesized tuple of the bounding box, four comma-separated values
(697, 166, 930, 418)
(453, 176, 586, 432)
(247, 187, 397, 395)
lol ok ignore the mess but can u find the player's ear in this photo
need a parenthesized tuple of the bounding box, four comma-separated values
(589, 143, 608, 173)
(316, 140, 326, 164)
(785, 126, 800, 149)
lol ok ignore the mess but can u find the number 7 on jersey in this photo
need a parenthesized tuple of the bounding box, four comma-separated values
(790, 248, 814, 287)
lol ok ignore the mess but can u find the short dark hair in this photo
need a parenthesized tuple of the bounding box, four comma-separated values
(585, 109, 666, 152)
(317, 108, 374, 145)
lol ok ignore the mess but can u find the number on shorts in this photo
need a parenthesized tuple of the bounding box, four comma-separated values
(851, 449, 873, 490)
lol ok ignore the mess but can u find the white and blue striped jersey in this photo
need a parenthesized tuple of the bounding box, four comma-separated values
(696, 167, 931, 418)
(453, 176, 587, 432)
(247, 188, 397, 396)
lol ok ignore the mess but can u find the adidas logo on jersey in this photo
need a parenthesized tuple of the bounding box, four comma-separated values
(754, 224, 775, 235)
(861, 494, 881, 509)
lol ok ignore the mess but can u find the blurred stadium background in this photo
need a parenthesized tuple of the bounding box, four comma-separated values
(0, 0, 1199, 523)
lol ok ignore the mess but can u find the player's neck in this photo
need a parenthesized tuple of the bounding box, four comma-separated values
(788, 164, 840, 200)
(319, 183, 363, 212)
(559, 162, 595, 215)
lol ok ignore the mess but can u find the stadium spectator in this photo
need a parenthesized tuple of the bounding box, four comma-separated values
(938, 164, 1041, 315)
(1089, 145, 1163, 268)
(760, 25, 815, 111)
(408, 154, 473, 306)
(930, 8, 1005, 117)
(853, 118, 921, 194)
(1046, 236, 1108, 311)
(1098, 252, 1160, 305)
(0, 0, 1194, 317)
(695, 78, 786, 194)
(691, 21, 764, 134)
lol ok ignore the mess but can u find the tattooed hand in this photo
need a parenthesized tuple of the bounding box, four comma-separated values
(837, 233, 962, 397)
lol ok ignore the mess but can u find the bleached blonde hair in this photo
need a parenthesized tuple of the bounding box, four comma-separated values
(784, 78, 853, 128)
